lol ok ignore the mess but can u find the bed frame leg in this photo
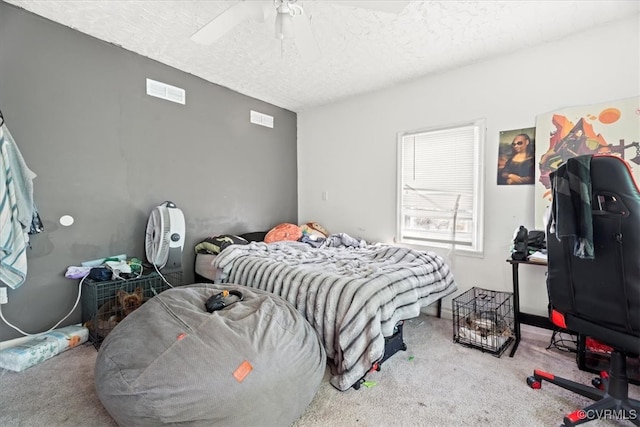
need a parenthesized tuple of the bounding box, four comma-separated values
(437, 299, 442, 318)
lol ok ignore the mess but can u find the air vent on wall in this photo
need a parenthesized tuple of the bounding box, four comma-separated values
(146, 78, 186, 105)
(250, 110, 274, 128)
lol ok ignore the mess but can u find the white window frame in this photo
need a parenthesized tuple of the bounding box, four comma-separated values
(396, 119, 485, 255)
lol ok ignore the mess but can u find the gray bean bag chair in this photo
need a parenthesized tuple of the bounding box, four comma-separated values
(95, 284, 326, 426)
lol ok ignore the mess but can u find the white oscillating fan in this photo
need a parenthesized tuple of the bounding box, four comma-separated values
(145, 201, 186, 270)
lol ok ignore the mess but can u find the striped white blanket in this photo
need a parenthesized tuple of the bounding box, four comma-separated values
(212, 241, 458, 391)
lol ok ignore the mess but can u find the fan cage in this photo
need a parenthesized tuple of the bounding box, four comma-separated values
(146, 204, 185, 269)
(146, 207, 170, 268)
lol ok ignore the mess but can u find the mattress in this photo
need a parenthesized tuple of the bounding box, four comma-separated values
(194, 253, 220, 282)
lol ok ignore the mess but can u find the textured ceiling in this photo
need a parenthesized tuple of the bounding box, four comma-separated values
(4, 0, 639, 112)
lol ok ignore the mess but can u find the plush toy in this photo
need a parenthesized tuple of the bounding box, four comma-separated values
(300, 222, 328, 239)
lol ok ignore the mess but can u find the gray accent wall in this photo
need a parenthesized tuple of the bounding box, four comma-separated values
(0, 2, 298, 342)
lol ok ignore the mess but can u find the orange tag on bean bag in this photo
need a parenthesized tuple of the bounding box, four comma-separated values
(233, 360, 253, 383)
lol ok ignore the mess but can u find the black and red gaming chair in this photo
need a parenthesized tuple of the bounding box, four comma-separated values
(527, 154, 640, 426)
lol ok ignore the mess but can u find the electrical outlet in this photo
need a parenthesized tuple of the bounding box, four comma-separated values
(0, 287, 7, 304)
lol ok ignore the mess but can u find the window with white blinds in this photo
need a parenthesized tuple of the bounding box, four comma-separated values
(397, 119, 485, 253)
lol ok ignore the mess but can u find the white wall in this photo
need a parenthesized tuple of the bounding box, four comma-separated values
(297, 15, 640, 316)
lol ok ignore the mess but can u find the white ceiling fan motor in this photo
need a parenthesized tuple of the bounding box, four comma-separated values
(190, 0, 409, 60)
(145, 201, 186, 271)
(274, 0, 304, 40)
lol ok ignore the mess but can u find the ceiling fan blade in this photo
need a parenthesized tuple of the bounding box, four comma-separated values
(334, 1, 410, 14)
(191, 1, 266, 45)
(293, 13, 321, 61)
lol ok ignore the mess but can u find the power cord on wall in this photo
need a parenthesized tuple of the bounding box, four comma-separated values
(0, 261, 177, 337)
(0, 275, 86, 337)
(151, 263, 175, 296)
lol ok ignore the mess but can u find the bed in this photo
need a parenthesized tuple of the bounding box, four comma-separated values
(195, 236, 457, 391)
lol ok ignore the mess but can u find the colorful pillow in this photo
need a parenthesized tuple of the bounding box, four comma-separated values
(264, 223, 303, 243)
(195, 234, 248, 254)
(300, 222, 328, 239)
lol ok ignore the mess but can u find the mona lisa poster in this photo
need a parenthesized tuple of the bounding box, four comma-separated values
(497, 127, 536, 185)
(534, 96, 640, 229)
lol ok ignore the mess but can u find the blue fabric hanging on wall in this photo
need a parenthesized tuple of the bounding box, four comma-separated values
(0, 121, 40, 289)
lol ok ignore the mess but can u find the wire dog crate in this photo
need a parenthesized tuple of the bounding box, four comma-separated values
(452, 287, 515, 357)
(81, 269, 183, 348)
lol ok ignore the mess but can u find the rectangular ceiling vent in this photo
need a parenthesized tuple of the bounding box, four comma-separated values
(146, 78, 186, 105)
(250, 110, 274, 128)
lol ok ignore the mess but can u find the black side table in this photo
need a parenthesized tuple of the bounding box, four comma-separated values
(505, 259, 554, 357)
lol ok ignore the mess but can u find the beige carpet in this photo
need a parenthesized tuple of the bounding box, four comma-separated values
(0, 314, 637, 426)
